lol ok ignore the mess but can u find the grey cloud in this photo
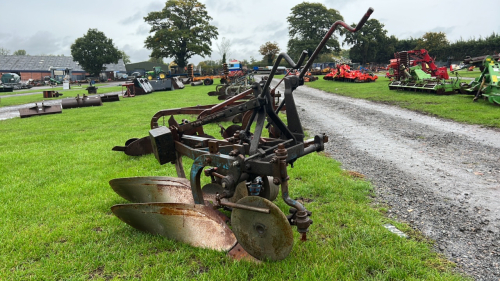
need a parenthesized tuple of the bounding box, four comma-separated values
(271, 27, 288, 41)
(323, 0, 357, 9)
(135, 24, 150, 36)
(0, 31, 69, 56)
(429, 26, 456, 35)
(119, 12, 143, 25)
(145, 1, 165, 12)
(121, 44, 152, 63)
(252, 21, 285, 33)
(231, 37, 254, 46)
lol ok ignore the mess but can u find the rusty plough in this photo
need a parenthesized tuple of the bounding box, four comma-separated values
(110, 7, 374, 261)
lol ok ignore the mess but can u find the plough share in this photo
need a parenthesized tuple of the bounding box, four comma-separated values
(110, 7, 374, 261)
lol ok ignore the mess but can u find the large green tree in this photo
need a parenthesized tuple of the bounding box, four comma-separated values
(286, 2, 343, 60)
(416, 32, 449, 54)
(343, 19, 392, 64)
(70, 29, 120, 77)
(259, 41, 280, 65)
(144, 0, 218, 69)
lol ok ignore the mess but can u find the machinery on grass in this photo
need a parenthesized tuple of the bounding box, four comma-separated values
(188, 64, 222, 86)
(145, 66, 167, 80)
(459, 55, 500, 104)
(208, 63, 256, 100)
(387, 50, 460, 94)
(288, 69, 318, 82)
(109, 7, 374, 261)
(463, 54, 500, 72)
(0, 73, 32, 90)
(386, 49, 449, 80)
(388, 64, 460, 94)
(323, 64, 377, 82)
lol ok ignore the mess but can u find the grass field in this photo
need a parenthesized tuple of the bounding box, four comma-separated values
(293, 74, 499, 128)
(0, 83, 468, 280)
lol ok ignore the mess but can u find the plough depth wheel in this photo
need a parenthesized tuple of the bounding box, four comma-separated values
(231, 196, 294, 261)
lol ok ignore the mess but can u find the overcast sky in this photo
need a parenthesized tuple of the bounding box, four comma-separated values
(0, 0, 497, 66)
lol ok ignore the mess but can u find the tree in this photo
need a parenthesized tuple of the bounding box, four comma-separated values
(287, 3, 343, 60)
(343, 19, 392, 64)
(0, 47, 10, 55)
(144, 0, 218, 70)
(13, 50, 27, 56)
(119, 50, 131, 64)
(217, 37, 231, 64)
(148, 57, 165, 64)
(259, 41, 280, 65)
(70, 28, 120, 77)
(395, 37, 419, 52)
(197, 60, 219, 74)
(416, 32, 449, 54)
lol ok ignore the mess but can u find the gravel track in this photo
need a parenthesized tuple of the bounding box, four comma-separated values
(272, 79, 500, 280)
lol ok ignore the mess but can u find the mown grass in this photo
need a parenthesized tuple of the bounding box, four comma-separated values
(0, 83, 468, 280)
(298, 75, 500, 128)
(0, 85, 124, 107)
(453, 69, 482, 79)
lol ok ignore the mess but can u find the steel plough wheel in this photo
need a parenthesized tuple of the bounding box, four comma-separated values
(202, 183, 224, 202)
(231, 196, 293, 261)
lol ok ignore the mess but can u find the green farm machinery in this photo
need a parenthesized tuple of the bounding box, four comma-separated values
(459, 55, 500, 105)
(388, 50, 460, 94)
(145, 66, 167, 80)
(389, 64, 460, 94)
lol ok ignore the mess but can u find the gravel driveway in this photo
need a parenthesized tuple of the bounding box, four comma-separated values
(272, 79, 500, 280)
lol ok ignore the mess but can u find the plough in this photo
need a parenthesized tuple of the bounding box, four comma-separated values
(110, 7, 374, 261)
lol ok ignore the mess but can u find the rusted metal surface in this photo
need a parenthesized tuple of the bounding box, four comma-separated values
(112, 136, 153, 156)
(122, 83, 136, 97)
(227, 243, 261, 262)
(61, 94, 102, 109)
(99, 93, 120, 102)
(231, 196, 294, 261)
(112, 203, 237, 251)
(43, 91, 63, 98)
(110, 176, 192, 203)
(110, 7, 374, 261)
(19, 103, 62, 118)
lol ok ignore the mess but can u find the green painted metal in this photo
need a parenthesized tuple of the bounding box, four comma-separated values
(460, 56, 500, 104)
(388, 65, 460, 94)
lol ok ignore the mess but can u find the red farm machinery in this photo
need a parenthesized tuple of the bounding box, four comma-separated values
(323, 64, 378, 82)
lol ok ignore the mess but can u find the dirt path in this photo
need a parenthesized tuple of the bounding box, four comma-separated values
(272, 79, 500, 280)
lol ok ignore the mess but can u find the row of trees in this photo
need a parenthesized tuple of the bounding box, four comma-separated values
(0, 48, 29, 56)
(3, 0, 499, 77)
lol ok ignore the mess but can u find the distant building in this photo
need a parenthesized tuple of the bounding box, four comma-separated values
(0, 55, 126, 81)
